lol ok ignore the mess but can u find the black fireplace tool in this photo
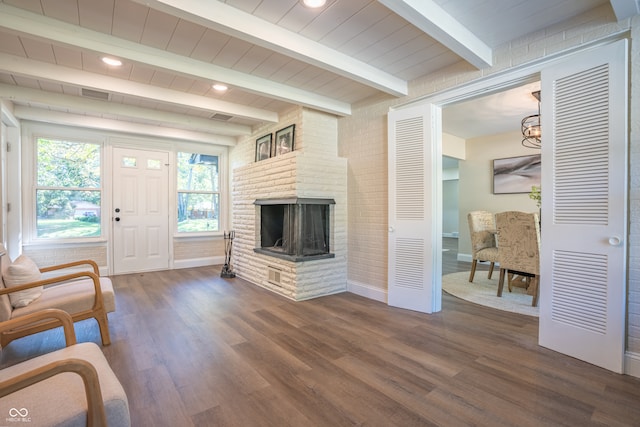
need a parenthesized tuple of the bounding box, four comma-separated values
(221, 230, 236, 278)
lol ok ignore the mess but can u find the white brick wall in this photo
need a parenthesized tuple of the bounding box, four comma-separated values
(628, 14, 640, 356)
(23, 245, 107, 269)
(231, 107, 347, 300)
(173, 238, 225, 260)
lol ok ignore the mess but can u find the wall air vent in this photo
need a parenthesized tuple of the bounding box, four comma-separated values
(268, 266, 282, 287)
(81, 88, 110, 101)
(211, 113, 233, 121)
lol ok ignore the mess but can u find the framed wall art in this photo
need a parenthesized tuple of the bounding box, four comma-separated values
(274, 124, 295, 156)
(255, 133, 272, 162)
(492, 154, 541, 194)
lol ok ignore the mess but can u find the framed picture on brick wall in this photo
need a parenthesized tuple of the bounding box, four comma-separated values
(255, 133, 272, 162)
(274, 124, 295, 156)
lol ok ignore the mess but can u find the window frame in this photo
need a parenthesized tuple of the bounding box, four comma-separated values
(28, 134, 105, 244)
(175, 149, 224, 236)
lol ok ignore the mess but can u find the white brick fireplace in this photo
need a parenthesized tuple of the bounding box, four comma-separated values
(231, 108, 347, 300)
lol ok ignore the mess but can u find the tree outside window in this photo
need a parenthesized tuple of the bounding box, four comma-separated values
(36, 138, 101, 239)
(177, 153, 219, 232)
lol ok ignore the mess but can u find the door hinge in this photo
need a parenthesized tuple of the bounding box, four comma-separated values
(6, 142, 10, 152)
(7, 203, 10, 212)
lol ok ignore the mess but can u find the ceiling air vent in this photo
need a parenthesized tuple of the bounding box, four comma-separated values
(211, 113, 233, 121)
(81, 88, 110, 101)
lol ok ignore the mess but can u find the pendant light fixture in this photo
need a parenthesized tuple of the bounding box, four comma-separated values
(521, 90, 541, 149)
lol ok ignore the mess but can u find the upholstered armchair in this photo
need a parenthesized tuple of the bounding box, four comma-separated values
(495, 211, 541, 307)
(0, 309, 130, 426)
(467, 210, 499, 282)
(0, 245, 115, 347)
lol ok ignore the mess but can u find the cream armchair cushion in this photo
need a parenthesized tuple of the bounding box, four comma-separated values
(0, 246, 115, 347)
(0, 309, 130, 427)
(1, 343, 130, 426)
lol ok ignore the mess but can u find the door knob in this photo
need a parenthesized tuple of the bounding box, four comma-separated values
(115, 217, 120, 222)
(115, 208, 120, 213)
(608, 236, 621, 246)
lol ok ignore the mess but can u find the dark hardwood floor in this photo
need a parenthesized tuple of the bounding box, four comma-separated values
(2, 243, 639, 426)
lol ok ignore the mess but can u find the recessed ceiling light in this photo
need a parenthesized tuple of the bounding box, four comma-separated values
(101, 56, 122, 67)
(212, 84, 228, 92)
(301, 0, 326, 8)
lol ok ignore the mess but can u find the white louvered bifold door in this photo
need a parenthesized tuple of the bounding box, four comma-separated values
(539, 40, 628, 373)
(388, 104, 439, 313)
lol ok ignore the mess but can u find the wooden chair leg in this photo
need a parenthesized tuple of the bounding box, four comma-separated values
(487, 262, 495, 279)
(531, 275, 539, 307)
(95, 312, 111, 346)
(469, 259, 478, 282)
(497, 268, 505, 297)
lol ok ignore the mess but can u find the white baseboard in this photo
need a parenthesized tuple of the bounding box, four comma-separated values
(457, 253, 473, 263)
(173, 256, 225, 270)
(347, 279, 387, 303)
(625, 351, 640, 378)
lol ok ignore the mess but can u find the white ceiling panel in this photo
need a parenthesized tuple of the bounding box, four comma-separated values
(140, 8, 179, 49)
(20, 37, 56, 63)
(320, 2, 389, 49)
(111, 0, 149, 42)
(0, 32, 27, 57)
(41, 0, 79, 24)
(52, 46, 83, 70)
(78, 0, 115, 33)
(0, 0, 629, 141)
(190, 30, 232, 63)
(216, 38, 255, 69)
(166, 19, 207, 55)
(300, 0, 373, 41)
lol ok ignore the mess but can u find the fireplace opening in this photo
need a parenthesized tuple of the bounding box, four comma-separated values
(255, 198, 335, 262)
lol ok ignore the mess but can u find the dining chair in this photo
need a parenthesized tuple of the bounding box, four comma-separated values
(467, 210, 499, 282)
(495, 211, 541, 307)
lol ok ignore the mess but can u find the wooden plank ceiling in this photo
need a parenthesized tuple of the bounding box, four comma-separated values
(0, 0, 635, 140)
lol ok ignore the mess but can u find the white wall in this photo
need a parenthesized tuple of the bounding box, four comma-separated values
(442, 179, 459, 236)
(1, 101, 21, 260)
(443, 133, 465, 159)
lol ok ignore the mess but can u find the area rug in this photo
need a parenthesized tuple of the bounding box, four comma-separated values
(442, 271, 539, 317)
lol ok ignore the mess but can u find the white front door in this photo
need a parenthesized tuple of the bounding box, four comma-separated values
(539, 40, 628, 373)
(112, 147, 170, 274)
(387, 104, 442, 313)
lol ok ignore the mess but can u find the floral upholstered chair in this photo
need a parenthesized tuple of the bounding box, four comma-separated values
(495, 211, 541, 307)
(467, 210, 499, 282)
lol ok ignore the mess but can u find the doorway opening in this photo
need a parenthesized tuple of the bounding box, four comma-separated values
(440, 81, 542, 314)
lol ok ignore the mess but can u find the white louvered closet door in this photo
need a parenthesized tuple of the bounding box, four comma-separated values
(539, 40, 628, 373)
(388, 104, 440, 313)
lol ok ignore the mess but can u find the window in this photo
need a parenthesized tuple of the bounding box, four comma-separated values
(35, 138, 101, 239)
(177, 152, 219, 232)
